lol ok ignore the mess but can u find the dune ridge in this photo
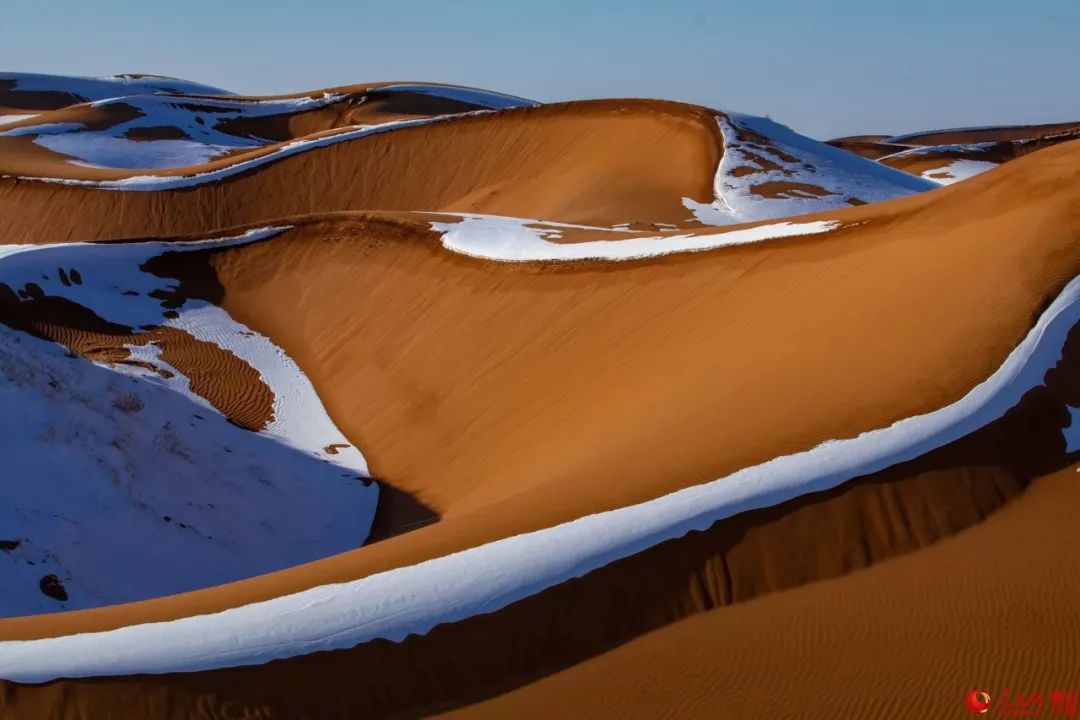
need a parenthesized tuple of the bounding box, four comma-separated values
(4, 250, 1080, 681)
(830, 121, 1080, 185)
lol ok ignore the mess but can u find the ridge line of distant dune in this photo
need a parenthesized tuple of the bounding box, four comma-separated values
(0, 110, 494, 191)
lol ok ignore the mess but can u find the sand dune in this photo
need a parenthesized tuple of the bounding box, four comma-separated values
(0, 78, 536, 179)
(439, 465, 1080, 720)
(0, 74, 1078, 718)
(0, 85, 925, 243)
(830, 121, 1080, 185)
(0, 72, 234, 113)
(885, 121, 1080, 146)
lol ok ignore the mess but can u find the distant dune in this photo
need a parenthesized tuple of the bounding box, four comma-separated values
(0, 73, 1079, 719)
(829, 121, 1080, 185)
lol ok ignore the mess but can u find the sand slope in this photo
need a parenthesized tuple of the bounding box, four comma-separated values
(0, 89, 928, 243)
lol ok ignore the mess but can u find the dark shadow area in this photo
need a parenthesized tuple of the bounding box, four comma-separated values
(0, 326, 378, 617)
(0, 80, 85, 112)
(362, 89, 487, 118)
(365, 482, 440, 544)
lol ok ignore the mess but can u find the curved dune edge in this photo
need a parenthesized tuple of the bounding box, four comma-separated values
(0, 74, 1076, 716)
(0, 134, 1073, 637)
(433, 464, 1080, 720)
(2, 263, 1079, 681)
(0, 319, 1073, 716)
(0, 99, 729, 243)
(2, 113, 489, 189)
(884, 120, 1080, 146)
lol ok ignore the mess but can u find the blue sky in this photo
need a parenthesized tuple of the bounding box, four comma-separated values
(4, 0, 1078, 138)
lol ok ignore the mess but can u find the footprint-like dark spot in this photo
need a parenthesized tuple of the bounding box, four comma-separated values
(39, 574, 67, 602)
(21, 283, 45, 300)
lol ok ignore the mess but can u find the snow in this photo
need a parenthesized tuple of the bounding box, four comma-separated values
(878, 143, 997, 159)
(873, 143, 1002, 186)
(7, 112, 488, 189)
(0, 72, 233, 101)
(0, 122, 84, 138)
(0, 114, 36, 127)
(3, 78, 521, 174)
(431, 213, 842, 261)
(40, 134, 237, 170)
(884, 125, 1023, 144)
(920, 159, 999, 185)
(687, 113, 936, 226)
(0, 229, 375, 616)
(8, 93, 345, 171)
(4, 241, 1079, 681)
(377, 83, 538, 109)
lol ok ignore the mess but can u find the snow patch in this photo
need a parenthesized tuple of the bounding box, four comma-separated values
(431, 213, 841, 262)
(11, 93, 345, 170)
(0, 228, 375, 615)
(0, 114, 37, 127)
(878, 143, 997, 159)
(920, 159, 999, 185)
(687, 113, 936, 226)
